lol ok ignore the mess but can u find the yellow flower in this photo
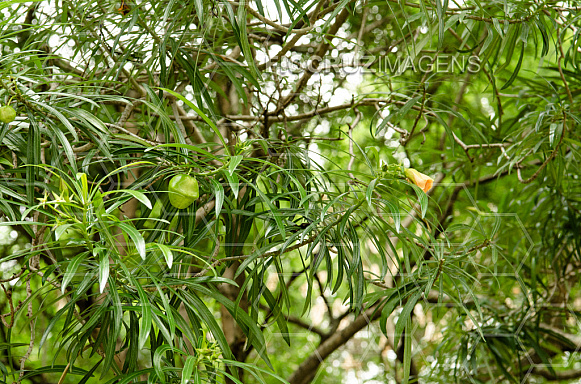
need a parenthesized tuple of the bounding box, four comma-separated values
(404, 168, 434, 193)
(37, 194, 48, 208)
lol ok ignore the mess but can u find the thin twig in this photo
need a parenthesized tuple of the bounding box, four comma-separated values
(374, 103, 410, 139)
(57, 362, 71, 384)
(517, 112, 566, 184)
(277, 8, 351, 112)
(16, 276, 34, 383)
(404, 85, 427, 145)
(347, 108, 362, 179)
(0, 284, 15, 328)
(172, 100, 194, 146)
(557, 29, 574, 104)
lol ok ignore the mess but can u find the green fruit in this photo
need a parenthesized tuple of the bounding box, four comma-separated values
(0, 106, 16, 124)
(168, 174, 199, 209)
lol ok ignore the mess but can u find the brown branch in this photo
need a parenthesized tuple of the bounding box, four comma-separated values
(116, 100, 138, 128)
(286, 316, 327, 339)
(531, 368, 581, 381)
(0, 267, 25, 283)
(374, 102, 410, 139)
(404, 85, 427, 145)
(143, 98, 412, 123)
(451, 132, 510, 157)
(277, 8, 351, 112)
(0, 284, 15, 328)
(237, 0, 314, 34)
(287, 303, 382, 384)
(16, 275, 34, 383)
(353, 1, 368, 58)
(259, 303, 328, 339)
(314, 272, 334, 323)
(194, 199, 215, 226)
(56, 362, 71, 384)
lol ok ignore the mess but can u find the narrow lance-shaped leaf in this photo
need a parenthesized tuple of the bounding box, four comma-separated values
(154, 243, 173, 269)
(118, 222, 146, 259)
(62, 253, 86, 294)
(98, 251, 109, 294)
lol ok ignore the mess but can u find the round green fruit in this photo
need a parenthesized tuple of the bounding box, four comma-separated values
(0, 106, 16, 124)
(168, 174, 199, 209)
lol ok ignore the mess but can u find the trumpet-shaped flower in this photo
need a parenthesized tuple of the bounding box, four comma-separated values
(404, 168, 434, 193)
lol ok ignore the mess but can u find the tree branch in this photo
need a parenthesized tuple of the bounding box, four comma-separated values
(287, 304, 381, 384)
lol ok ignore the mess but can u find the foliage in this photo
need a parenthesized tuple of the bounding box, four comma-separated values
(0, 0, 580, 383)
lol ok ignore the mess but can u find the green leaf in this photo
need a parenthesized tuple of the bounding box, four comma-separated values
(19, 365, 90, 380)
(76, 173, 88, 202)
(228, 155, 243, 176)
(366, 178, 378, 208)
(409, 183, 429, 218)
(177, 290, 234, 361)
(225, 171, 240, 199)
(501, 42, 525, 90)
(376, 96, 421, 136)
(248, 178, 286, 240)
(159, 88, 230, 156)
(116, 189, 152, 209)
(236, 0, 261, 79)
(118, 222, 146, 259)
(394, 291, 421, 347)
(136, 284, 152, 350)
(194, 0, 204, 25)
(154, 243, 173, 269)
(29, 101, 78, 141)
(54, 223, 73, 240)
(402, 317, 412, 384)
(98, 251, 109, 294)
(153, 344, 180, 383)
(181, 356, 197, 384)
(62, 253, 86, 294)
(0, 0, 40, 10)
(212, 179, 225, 217)
(77, 358, 103, 384)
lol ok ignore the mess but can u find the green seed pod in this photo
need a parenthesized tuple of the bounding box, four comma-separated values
(168, 174, 199, 209)
(0, 106, 16, 124)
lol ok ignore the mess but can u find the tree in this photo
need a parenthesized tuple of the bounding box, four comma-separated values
(0, 0, 580, 383)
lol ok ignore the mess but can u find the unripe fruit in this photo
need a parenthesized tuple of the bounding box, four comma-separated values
(168, 174, 199, 209)
(0, 106, 16, 123)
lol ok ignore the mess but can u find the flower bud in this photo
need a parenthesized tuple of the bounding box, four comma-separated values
(404, 168, 434, 193)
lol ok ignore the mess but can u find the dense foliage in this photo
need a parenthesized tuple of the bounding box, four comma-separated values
(0, 0, 580, 383)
